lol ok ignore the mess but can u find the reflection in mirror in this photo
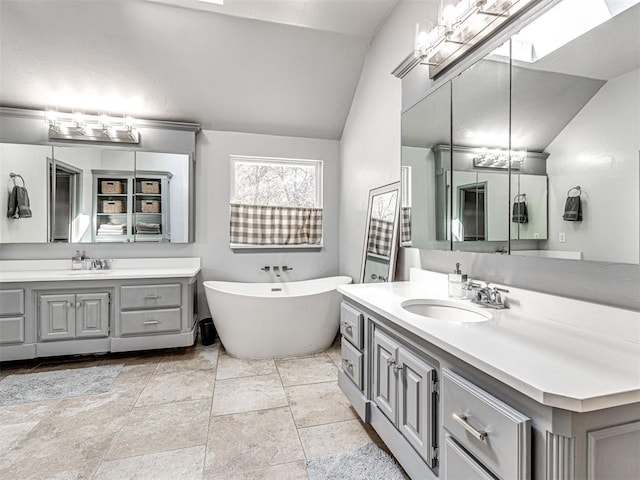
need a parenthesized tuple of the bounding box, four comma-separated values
(510, 0, 639, 263)
(135, 152, 190, 243)
(361, 182, 401, 284)
(0, 143, 52, 243)
(53, 146, 135, 243)
(451, 41, 511, 253)
(0, 143, 193, 244)
(401, 82, 451, 251)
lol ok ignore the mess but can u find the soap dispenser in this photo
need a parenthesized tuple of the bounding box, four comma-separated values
(448, 263, 467, 299)
(72, 250, 83, 270)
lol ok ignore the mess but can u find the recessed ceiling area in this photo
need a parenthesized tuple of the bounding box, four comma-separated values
(0, 0, 398, 139)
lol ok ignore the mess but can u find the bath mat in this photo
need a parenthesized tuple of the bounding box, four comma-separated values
(0, 364, 123, 406)
(307, 443, 408, 480)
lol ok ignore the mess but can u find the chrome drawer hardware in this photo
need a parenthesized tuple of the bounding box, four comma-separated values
(342, 321, 353, 334)
(453, 413, 488, 441)
(143, 320, 159, 325)
(144, 295, 160, 300)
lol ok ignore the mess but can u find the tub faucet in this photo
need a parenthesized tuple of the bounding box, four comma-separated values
(260, 266, 270, 272)
(282, 266, 293, 271)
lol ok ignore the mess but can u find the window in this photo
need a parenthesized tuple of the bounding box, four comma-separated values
(229, 156, 323, 247)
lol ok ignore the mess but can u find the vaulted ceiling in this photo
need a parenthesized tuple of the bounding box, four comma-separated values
(0, 0, 399, 139)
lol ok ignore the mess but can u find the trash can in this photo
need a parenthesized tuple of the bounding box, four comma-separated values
(199, 318, 216, 346)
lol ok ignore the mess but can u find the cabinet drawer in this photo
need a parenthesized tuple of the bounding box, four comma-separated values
(340, 302, 363, 349)
(0, 289, 24, 316)
(121, 284, 181, 310)
(340, 339, 363, 390)
(120, 308, 181, 336)
(0, 317, 25, 345)
(442, 369, 530, 480)
(444, 434, 497, 480)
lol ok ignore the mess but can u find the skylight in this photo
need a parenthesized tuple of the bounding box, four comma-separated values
(495, 0, 640, 63)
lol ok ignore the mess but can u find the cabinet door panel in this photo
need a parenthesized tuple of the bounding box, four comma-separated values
(398, 347, 437, 467)
(76, 293, 109, 338)
(372, 328, 398, 422)
(39, 294, 75, 341)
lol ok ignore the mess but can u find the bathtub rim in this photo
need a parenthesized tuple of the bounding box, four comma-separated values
(203, 275, 352, 299)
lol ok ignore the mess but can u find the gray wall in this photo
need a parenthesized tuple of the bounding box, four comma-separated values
(0, 113, 341, 315)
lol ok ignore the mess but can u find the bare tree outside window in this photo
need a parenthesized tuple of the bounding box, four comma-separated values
(233, 159, 320, 208)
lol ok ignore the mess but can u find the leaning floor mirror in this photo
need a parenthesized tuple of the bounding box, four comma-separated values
(360, 182, 401, 283)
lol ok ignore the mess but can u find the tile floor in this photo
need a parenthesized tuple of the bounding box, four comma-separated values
(0, 337, 387, 479)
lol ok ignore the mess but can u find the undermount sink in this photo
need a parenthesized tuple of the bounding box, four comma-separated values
(401, 299, 492, 323)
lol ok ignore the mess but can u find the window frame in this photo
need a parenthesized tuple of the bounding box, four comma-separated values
(229, 155, 323, 209)
(229, 155, 324, 250)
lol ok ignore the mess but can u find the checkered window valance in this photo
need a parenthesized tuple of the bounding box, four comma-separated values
(400, 207, 411, 244)
(367, 218, 394, 257)
(230, 203, 323, 245)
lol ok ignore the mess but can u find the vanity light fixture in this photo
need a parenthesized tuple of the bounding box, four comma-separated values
(46, 109, 140, 144)
(473, 148, 526, 169)
(395, 0, 536, 79)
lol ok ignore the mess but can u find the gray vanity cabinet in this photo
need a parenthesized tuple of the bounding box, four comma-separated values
(0, 289, 25, 345)
(372, 327, 438, 468)
(338, 302, 369, 421)
(39, 292, 109, 341)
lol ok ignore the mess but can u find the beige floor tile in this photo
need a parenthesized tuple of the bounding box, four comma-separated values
(136, 369, 215, 406)
(204, 407, 304, 476)
(211, 374, 287, 415)
(108, 363, 159, 400)
(325, 338, 342, 366)
(156, 343, 220, 373)
(107, 399, 210, 460)
(297, 419, 374, 459)
(94, 445, 205, 480)
(0, 399, 60, 425)
(0, 421, 38, 456)
(285, 381, 356, 428)
(276, 354, 338, 386)
(0, 429, 112, 480)
(211, 460, 309, 480)
(216, 351, 277, 380)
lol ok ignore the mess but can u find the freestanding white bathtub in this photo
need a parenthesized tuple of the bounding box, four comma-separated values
(203, 276, 352, 358)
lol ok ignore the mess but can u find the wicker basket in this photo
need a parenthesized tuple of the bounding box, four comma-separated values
(102, 200, 124, 214)
(141, 200, 160, 213)
(101, 180, 124, 194)
(141, 181, 160, 194)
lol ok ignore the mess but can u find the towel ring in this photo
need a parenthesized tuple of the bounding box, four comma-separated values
(9, 173, 25, 187)
(513, 193, 527, 201)
(567, 186, 581, 197)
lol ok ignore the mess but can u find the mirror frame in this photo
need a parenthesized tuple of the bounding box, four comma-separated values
(360, 181, 401, 284)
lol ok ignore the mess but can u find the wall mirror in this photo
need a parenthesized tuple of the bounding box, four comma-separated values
(401, 81, 451, 251)
(0, 142, 193, 244)
(509, 0, 639, 263)
(360, 182, 401, 283)
(401, 0, 639, 264)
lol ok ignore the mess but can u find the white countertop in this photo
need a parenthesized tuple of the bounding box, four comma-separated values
(338, 269, 640, 413)
(0, 258, 201, 282)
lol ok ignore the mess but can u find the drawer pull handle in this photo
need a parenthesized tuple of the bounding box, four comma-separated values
(143, 320, 159, 325)
(144, 295, 160, 300)
(342, 358, 353, 369)
(453, 413, 488, 441)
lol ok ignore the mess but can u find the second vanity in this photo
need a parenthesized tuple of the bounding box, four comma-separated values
(337, 269, 640, 480)
(0, 257, 200, 362)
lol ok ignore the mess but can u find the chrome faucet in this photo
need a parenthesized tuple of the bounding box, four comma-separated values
(260, 266, 270, 272)
(472, 282, 509, 309)
(90, 259, 110, 270)
(282, 266, 293, 272)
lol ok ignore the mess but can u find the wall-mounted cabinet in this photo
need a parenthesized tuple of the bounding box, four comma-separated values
(0, 142, 194, 245)
(401, 1, 639, 264)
